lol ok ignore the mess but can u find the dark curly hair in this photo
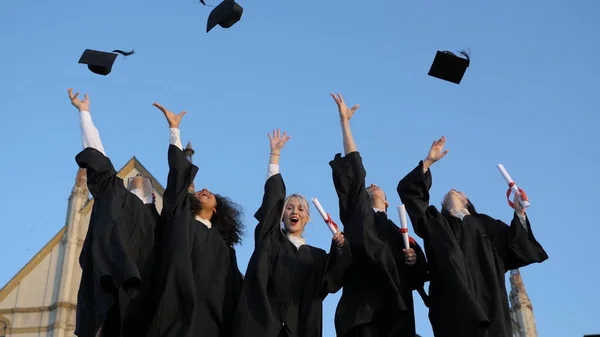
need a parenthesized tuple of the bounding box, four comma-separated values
(188, 193, 245, 247)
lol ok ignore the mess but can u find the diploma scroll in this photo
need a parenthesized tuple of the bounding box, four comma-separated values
(497, 164, 530, 209)
(397, 204, 410, 250)
(311, 197, 339, 235)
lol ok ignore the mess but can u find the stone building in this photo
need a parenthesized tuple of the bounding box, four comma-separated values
(0, 156, 165, 337)
(509, 269, 538, 337)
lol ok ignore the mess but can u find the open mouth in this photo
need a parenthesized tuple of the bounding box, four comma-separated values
(290, 216, 299, 226)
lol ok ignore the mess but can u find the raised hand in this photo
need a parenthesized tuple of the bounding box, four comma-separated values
(333, 231, 345, 248)
(330, 93, 359, 123)
(426, 136, 449, 163)
(514, 193, 526, 216)
(153, 103, 187, 129)
(68, 88, 89, 112)
(268, 129, 291, 155)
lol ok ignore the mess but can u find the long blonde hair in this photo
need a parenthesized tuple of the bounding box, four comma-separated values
(279, 193, 311, 233)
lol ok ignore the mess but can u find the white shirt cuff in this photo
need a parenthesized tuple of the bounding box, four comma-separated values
(169, 128, 183, 151)
(267, 164, 280, 180)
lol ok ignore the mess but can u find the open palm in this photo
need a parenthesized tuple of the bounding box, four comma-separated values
(153, 103, 187, 128)
(427, 136, 449, 162)
(268, 129, 291, 153)
(330, 93, 359, 122)
(68, 88, 89, 111)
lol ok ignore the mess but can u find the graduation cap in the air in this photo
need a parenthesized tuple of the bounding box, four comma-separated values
(206, 0, 243, 33)
(428, 49, 471, 84)
(78, 49, 135, 76)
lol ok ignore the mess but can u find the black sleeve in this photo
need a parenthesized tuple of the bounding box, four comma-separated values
(397, 161, 435, 239)
(253, 174, 287, 246)
(75, 147, 119, 199)
(329, 152, 372, 230)
(162, 144, 199, 219)
(321, 236, 353, 297)
(407, 238, 429, 289)
(486, 213, 549, 272)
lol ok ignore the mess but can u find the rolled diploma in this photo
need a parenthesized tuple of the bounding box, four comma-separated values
(311, 197, 338, 235)
(497, 164, 530, 208)
(397, 204, 410, 250)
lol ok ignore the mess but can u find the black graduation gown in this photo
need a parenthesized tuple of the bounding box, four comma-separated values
(232, 173, 352, 337)
(329, 152, 429, 337)
(147, 144, 243, 337)
(74, 147, 160, 337)
(397, 161, 549, 337)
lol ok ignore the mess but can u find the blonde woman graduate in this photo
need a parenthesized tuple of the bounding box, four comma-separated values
(232, 130, 353, 337)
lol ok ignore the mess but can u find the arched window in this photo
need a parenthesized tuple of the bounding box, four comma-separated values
(0, 320, 8, 337)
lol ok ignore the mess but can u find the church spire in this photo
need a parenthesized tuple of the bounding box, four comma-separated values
(184, 140, 195, 163)
(72, 168, 88, 195)
(509, 269, 538, 337)
(184, 140, 195, 192)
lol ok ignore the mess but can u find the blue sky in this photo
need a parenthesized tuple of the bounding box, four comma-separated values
(1, 0, 599, 336)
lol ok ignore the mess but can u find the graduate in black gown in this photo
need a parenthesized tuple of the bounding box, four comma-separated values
(397, 136, 548, 337)
(148, 103, 244, 337)
(232, 129, 352, 337)
(68, 89, 160, 337)
(327, 94, 429, 337)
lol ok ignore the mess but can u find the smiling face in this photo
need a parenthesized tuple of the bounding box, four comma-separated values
(194, 188, 217, 215)
(442, 189, 468, 211)
(282, 195, 310, 235)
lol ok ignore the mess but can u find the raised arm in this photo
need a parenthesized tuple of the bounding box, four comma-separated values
(397, 136, 448, 237)
(330, 93, 359, 155)
(328, 93, 371, 227)
(253, 130, 290, 245)
(69, 88, 107, 155)
(486, 196, 548, 271)
(153, 103, 197, 219)
(70, 88, 119, 199)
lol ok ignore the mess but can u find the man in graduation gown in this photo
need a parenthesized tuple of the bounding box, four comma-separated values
(328, 94, 429, 337)
(147, 103, 244, 337)
(68, 89, 160, 337)
(397, 136, 548, 337)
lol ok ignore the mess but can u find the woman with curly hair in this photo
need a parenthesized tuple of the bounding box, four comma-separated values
(147, 103, 245, 337)
(232, 129, 352, 337)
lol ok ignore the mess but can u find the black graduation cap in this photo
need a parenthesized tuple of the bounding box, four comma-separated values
(428, 50, 470, 84)
(206, 0, 243, 33)
(78, 49, 135, 76)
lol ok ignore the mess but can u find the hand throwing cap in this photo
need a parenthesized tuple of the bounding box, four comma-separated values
(78, 49, 135, 76)
(206, 0, 243, 33)
(428, 50, 470, 84)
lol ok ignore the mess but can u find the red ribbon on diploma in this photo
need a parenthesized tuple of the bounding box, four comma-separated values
(326, 213, 339, 232)
(397, 228, 416, 245)
(506, 182, 529, 209)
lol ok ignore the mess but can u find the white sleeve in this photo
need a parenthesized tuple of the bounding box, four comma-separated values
(517, 213, 528, 231)
(266, 164, 280, 180)
(79, 110, 106, 156)
(169, 128, 183, 151)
